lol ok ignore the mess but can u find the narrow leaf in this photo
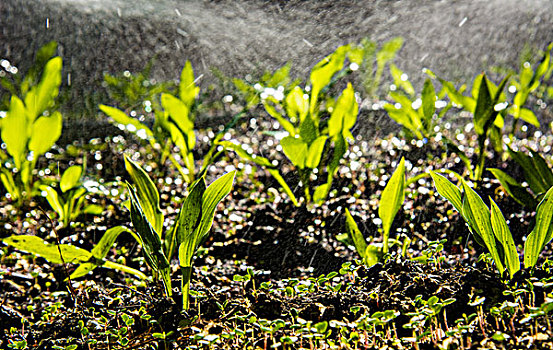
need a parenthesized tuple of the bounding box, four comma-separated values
(490, 198, 520, 278)
(524, 186, 553, 268)
(378, 157, 405, 254)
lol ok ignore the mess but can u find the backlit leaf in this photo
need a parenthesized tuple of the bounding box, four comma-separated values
(490, 198, 520, 278)
(524, 186, 553, 268)
(379, 157, 405, 253)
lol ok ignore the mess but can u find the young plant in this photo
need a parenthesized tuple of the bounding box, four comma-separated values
(2, 227, 147, 281)
(342, 157, 406, 266)
(0, 43, 63, 205)
(431, 171, 553, 277)
(361, 36, 404, 99)
(121, 156, 235, 310)
(428, 72, 509, 181)
(39, 161, 103, 228)
(505, 42, 552, 137)
(100, 61, 200, 183)
(221, 44, 361, 206)
(489, 146, 553, 209)
(384, 75, 448, 140)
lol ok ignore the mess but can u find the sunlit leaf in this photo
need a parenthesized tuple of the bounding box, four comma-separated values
(379, 157, 405, 254)
(60, 165, 82, 193)
(524, 186, 553, 268)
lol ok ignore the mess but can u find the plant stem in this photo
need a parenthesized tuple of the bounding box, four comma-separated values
(181, 266, 192, 310)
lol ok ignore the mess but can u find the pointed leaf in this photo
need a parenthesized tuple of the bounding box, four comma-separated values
(2, 235, 90, 265)
(24, 57, 62, 120)
(28, 111, 62, 156)
(345, 209, 368, 261)
(100, 105, 153, 139)
(489, 168, 537, 208)
(285, 86, 309, 123)
(421, 79, 436, 123)
(490, 198, 520, 278)
(161, 93, 193, 133)
(124, 156, 164, 236)
(462, 182, 504, 272)
(430, 171, 463, 214)
(306, 136, 327, 169)
(328, 83, 358, 137)
(179, 61, 199, 108)
(2, 96, 28, 169)
(378, 157, 405, 253)
(309, 45, 349, 114)
(524, 186, 553, 268)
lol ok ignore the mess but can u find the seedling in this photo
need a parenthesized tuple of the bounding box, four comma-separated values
(122, 156, 235, 310)
(40, 160, 103, 227)
(221, 44, 361, 206)
(431, 171, 553, 278)
(0, 42, 63, 205)
(101, 61, 201, 183)
(343, 157, 406, 266)
(489, 146, 553, 209)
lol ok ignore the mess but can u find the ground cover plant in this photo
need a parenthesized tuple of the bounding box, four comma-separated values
(1, 39, 553, 350)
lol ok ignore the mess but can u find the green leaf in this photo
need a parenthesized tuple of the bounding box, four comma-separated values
(376, 37, 403, 67)
(473, 75, 493, 135)
(161, 93, 193, 133)
(280, 136, 307, 168)
(100, 105, 153, 139)
(24, 56, 62, 120)
(390, 64, 414, 96)
(508, 147, 550, 194)
(124, 156, 164, 236)
(60, 165, 82, 193)
(179, 61, 199, 108)
(489, 198, 520, 278)
(70, 226, 143, 279)
(430, 171, 463, 213)
(345, 209, 367, 259)
(306, 136, 327, 169)
(268, 169, 300, 207)
(313, 183, 330, 205)
(378, 157, 405, 254)
(127, 183, 170, 276)
(488, 168, 537, 208)
(421, 79, 436, 124)
(328, 83, 358, 138)
(263, 100, 296, 135)
(169, 179, 206, 262)
(2, 235, 90, 264)
(2, 96, 28, 169)
(195, 171, 236, 242)
(530, 150, 553, 189)
(461, 182, 504, 272)
(28, 111, 62, 156)
(518, 108, 540, 127)
(309, 45, 349, 115)
(40, 186, 64, 219)
(299, 114, 318, 144)
(524, 186, 553, 268)
(285, 86, 309, 123)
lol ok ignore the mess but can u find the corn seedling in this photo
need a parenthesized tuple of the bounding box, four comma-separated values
(0, 42, 63, 205)
(39, 160, 103, 228)
(343, 157, 406, 266)
(426, 71, 509, 182)
(489, 146, 553, 209)
(221, 44, 362, 206)
(361, 36, 404, 99)
(2, 227, 147, 281)
(384, 72, 450, 140)
(431, 171, 553, 278)
(122, 156, 235, 310)
(505, 42, 552, 138)
(100, 61, 201, 183)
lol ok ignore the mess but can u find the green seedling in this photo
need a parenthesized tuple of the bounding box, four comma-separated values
(384, 75, 450, 140)
(121, 156, 235, 310)
(0, 42, 63, 205)
(221, 44, 361, 206)
(361, 36, 404, 98)
(40, 161, 103, 228)
(489, 146, 553, 209)
(101, 61, 201, 183)
(2, 227, 147, 281)
(103, 59, 175, 111)
(431, 171, 553, 277)
(506, 42, 552, 137)
(343, 157, 406, 266)
(427, 71, 509, 182)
